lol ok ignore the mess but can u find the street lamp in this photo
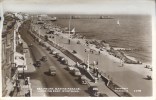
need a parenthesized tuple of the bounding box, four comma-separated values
(23, 65, 25, 80)
(68, 16, 71, 38)
(38, 29, 41, 43)
(86, 53, 90, 71)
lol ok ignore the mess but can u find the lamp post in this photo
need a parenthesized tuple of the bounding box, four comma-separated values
(86, 52, 90, 71)
(23, 65, 25, 80)
(68, 16, 71, 38)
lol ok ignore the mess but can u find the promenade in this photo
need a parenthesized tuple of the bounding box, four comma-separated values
(32, 20, 152, 96)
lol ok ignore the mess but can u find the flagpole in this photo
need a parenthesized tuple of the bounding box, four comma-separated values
(69, 16, 71, 38)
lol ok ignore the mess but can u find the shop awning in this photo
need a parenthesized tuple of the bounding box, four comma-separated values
(14, 52, 27, 71)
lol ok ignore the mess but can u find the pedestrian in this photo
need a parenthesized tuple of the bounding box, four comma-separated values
(85, 49, 87, 52)
(96, 68, 99, 77)
(93, 68, 96, 73)
(25, 90, 30, 97)
(98, 71, 101, 78)
(98, 51, 100, 55)
(17, 84, 21, 92)
(96, 61, 98, 65)
(76, 62, 80, 67)
(93, 61, 96, 66)
(83, 65, 86, 69)
(68, 39, 70, 44)
(86, 41, 88, 44)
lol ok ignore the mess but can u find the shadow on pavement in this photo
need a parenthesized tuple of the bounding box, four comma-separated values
(44, 71, 51, 76)
(142, 77, 152, 80)
(74, 78, 81, 84)
(84, 90, 92, 97)
(63, 67, 69, 71)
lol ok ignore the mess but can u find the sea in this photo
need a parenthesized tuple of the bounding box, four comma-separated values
(52, 14, 152, 64)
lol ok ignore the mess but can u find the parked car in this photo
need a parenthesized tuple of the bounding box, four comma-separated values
(99, 93, 108, 97)
(88, 86, 99, 97)
(49, 49, 55, 54)
(58, 56, 64, 61)
(72, 68, 81, 76)
(67, 65, 75, 71)
(42, 42, 46, 47)
(46, 46, 51, 51)
(58, 56, 68, 65)
(49, 66, 56, 76)
(35, 60, 41, 67)
(52, 51, 57, 55)
(55, 53, 60, 58)
(78, 75, 87, 85)
(28, 44, 33, 47)
(63, 59, 68, 65)
(40, 56, 47, 62)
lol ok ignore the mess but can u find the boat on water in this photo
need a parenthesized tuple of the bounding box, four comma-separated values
(50, 17, 57, 21)
(100, 16, 114, 19)
(117, 19, 120, 25)
(38, 14, 57, 21)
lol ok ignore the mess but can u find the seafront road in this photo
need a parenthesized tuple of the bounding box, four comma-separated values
(32, 20, 152, 96)
(19, 22, 90, 97)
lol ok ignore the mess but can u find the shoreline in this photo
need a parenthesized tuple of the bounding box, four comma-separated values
(54, 16, 152, 64)
(61, 30, 150, 65)
(43, 19, 152, 67)
(53, 30, 152, 73)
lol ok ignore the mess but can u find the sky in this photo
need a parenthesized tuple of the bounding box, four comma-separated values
(0, 0, 155, 15)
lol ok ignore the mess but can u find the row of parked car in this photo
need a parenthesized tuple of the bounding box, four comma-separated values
(39, 40, 89, 85)
(39, 41, 69, 65)
(35, 35, 108, 97)
(67, 65, 88, 85)
(66, 64, 108, 97)
(67, 65, 108, 96)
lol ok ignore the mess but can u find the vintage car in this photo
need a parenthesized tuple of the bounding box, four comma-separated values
(78, 75, 87, 85)
(55, 53, 60, 58)
(35, 60, 41, 67)
(58, 56, 64, 61)
(40, 56, 47, 62)
(71, 68, 81, 76)
(88, 86, 99, 97)
(49, 49, 55, 54)
(67, 65, 75, 71)
(28, 44, 33, 47)
(46, 46, 51, 51)
(49, 66, 56, 76)
(58, 56, 68, 65)
(99, 93, 108, 97)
